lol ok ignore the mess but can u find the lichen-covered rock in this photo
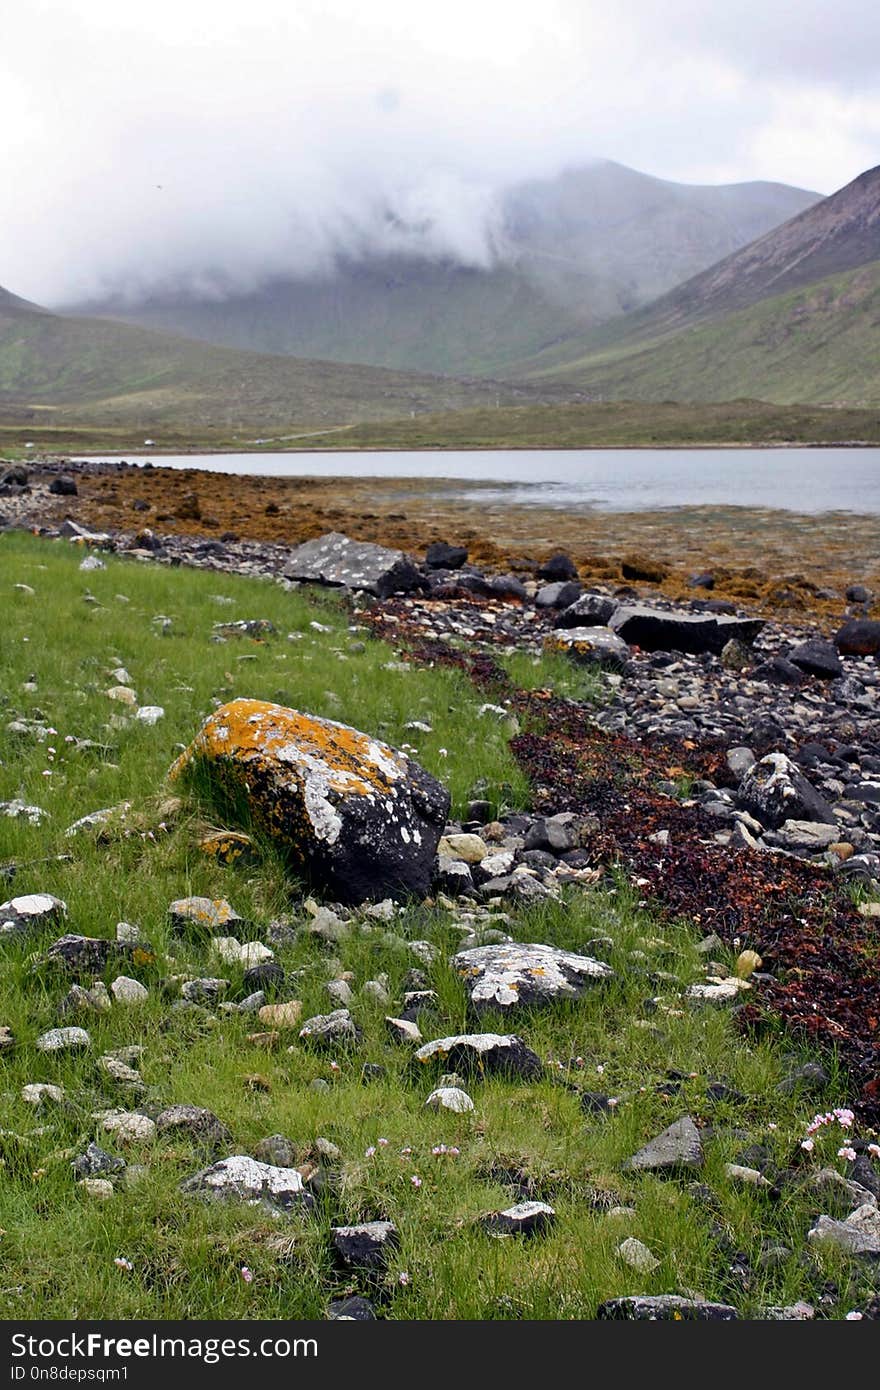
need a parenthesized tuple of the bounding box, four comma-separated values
(414, 1033, 543, 1080)
(298, 1008, 362, 1048)
(44, 934, 118, 975)
(453, 942, 613, 1013)
(36, 1026, 91, 1054)
(0, 893, 67, 938)
(544, 628, 630, 668)
(168, 896, 246, 936)
(425, 1085, 475, 1113)
(171, 698, 450, 902)
(597, 1295, 738, 1320)
(181, 1154, 314, 1215)
(283, 532, 422, 598)
(155, 1106, 233, 1148)
(737, 752, 837, 829)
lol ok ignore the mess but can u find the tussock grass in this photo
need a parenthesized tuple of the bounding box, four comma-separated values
(0, 532, 874, 1320)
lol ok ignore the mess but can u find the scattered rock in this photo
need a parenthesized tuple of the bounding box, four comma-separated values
(623, 1116, 704, 1172)
(284, 532, 421, 598)
(453, 941, 613, 1012)
(155, 1106, 233, 1148)
(331, 1220, 399, 1271)
(597, 1295, 737, 1320)
(414, 1033, 543, 1080)
(36, 1027, 91, 1053)
(0, 893, 67, 938)
(481, 1201, 556, 1237)
(425, 1086, 475, 1113)
(181, 1155, 313, 1215)
(298, 1009, 363, 1048)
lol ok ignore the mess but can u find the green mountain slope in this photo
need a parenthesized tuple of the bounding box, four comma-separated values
(0, 291, 565, 430)
(523, 259, 880, 404)
(68, 161, 817, 377)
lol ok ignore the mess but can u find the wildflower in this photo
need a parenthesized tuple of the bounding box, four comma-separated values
(411, 1174, 422, 1188)
(767, 1123, 778, 1131)
(800, 1139, 815, 1152)
(41, 769, 52, 777)
(868, 1143, 880, 1159)
(845, 1311, 863, 1320)
(838, 1146, 857, 1162)
(596, 1064, 605, 1076)
(378, 1137, 389, 1147)
(398, 1271, 410, 1286)
(399, 1146, 413, 1156)
(329, 1060, 340, 1072)
(240, 1267, 254, 1284)
(113, 1258, 133, 1272)
(834, 1108, 855, 1128)
(437, 747, 448, 758)
(365, 1146, 377, 1158)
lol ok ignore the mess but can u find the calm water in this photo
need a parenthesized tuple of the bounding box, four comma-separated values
(81, 448, 880, 514)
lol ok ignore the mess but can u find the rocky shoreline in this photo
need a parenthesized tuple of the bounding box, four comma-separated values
(3, 455, 880, 1122)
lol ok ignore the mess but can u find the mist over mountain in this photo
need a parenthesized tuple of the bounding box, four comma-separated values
(71, 161, 817, 377)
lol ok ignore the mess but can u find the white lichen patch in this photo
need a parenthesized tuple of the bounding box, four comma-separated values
(453, 942, 613, 1011)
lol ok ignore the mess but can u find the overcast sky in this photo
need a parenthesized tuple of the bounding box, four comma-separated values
(3, 0, 879, 305)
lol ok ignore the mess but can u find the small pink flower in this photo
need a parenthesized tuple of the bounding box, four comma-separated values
(378, 1137, 389, 1147)
(767, 1123, 778, 1131)
(398, 1271, 410, 1286)
(240, 1267, 253, 1284)
(365, 1146, 377, 1158)
(329, 1060, 340, 1072)
(838, 1146, 857, 1162)
(411, 1174, 422, 1188)
(846, 1311, 863, 1320)
(800, 1138, 815, 1152)
(399, 1146, 412, 1156)
(113, 1258, 133, 1272)
(868, 1143, 880, 1159)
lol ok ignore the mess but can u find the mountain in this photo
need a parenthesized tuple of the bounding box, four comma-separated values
(0, 287, 563, 433)
(66, 161, 818, 378)
(518, 165, 880, 404)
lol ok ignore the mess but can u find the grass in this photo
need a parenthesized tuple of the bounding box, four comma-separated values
(0, 532, 877, 1320)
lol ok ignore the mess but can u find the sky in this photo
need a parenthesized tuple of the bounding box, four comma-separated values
(3, 0, 879, 305)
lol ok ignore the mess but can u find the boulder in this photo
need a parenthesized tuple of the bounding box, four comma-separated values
(788, 639, 842, 679)
(425, 541, 467, 570)
(535, 581, 581, 610)
(453, 942, 612, 1013)
(609, 605, 762, 654)
(481, 1201, 556, 1237)
(155, 1106, 233, 1148)
(331, 1221, 399, 1271)
(835, 619, 880, 656)
(171, 699, 449, 902)
(414, 1032, 543, 1080)
(737, 753, 837, 829)
(283, 532, 421, 598)
(44, 934, 117, 974)
(537, 552, 577, 582)
(553, 593, 619, 628)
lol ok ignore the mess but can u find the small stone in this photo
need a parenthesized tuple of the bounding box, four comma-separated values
(331, 1221, 399, 1271)
(725, 1164, 771, 1188)
(298, 1009, 363, 1048)
(808, 1209, 880, 1256)
(414, 1033, 543, 1080)
(257, 1001, 303, 1029)
(106, 686, 138, 707)
(386, 1016, 423, 1044)
(425, 1085, 475, 1113)
(734, 950, 762, 979)
(155, 1106, 233, 1148)
(326, 979, 354, 1007)
(617, 1237, 660, 1272)
(78, 1178, 114, 1200)
(623, 1116, 704, 1172)
(22, 1083, 65, 1106)
(71, 1142, 126, 1179)
(0, 893, 67, 938)
(36, 1027, 91, 1053)
(254, 1135, 298, 1167)
(482, 1201, 556, 1237)
(328, 1296, 375, 1321)
(100, 1111, 156, 1144)
(135, 706, 165, 725)
(182, 1155, 313, 1215)
(169, 896, 246, 936)
(110, 976, 148, 1005)
(437, 833, 489, 864)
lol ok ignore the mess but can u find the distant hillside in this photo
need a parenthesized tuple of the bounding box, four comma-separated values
(517, 165, 880, 404)
(0, 292, 564, 431)
(67, 161, 817, 377)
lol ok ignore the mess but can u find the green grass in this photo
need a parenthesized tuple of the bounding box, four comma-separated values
(1, 533, 876, 1320)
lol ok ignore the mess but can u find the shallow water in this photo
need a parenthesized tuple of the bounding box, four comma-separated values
(82, 447, 880, 515)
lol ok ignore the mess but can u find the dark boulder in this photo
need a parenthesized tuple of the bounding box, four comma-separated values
(789, 639, 843, 680)
(171, 699, 449, 903)
(49, 475, 78, 496)
(609, 605, 762, 655)
(425, 541, 468, 570)
(535, 580, 582, 610)
(835, 619, 880, 656)
(737, 753, 837, 829)
(554, 592, 619, 628)
(536, 552, 577, 582)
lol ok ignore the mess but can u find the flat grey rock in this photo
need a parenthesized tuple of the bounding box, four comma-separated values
(453, 941, 612, 1012)
(623, 1115, 704, 1172)
(283, 532, 421, 598)
(0, 893, 67, 938)
(597, 1295, 737, 1320)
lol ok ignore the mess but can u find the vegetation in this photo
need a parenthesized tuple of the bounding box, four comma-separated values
(0, 534, 876, 1319)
